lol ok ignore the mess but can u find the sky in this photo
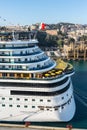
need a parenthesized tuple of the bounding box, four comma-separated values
(0, 0, 87, 26)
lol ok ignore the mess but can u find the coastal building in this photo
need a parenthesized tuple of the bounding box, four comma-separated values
(63, 42, 87, 60)
(46, 29, 58, 36)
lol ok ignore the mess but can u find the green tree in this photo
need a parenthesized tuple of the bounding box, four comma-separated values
(69, 38, 75, 43)
(79, 35, 87, 41)
(57, 39, 64, 48)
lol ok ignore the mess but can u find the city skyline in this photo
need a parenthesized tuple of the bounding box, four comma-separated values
(0, 0, 87, 26)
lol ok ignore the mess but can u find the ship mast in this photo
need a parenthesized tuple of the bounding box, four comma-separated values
(12, 31, 15, 40)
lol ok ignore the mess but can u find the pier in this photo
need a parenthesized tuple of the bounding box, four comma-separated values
(0, 123, 86, 130)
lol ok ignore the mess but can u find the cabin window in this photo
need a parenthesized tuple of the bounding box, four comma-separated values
(47, 100, 51, 102)
(2, 73, 7, 77)
(17, 105, 20, 107)
(18, 59, 20, 62)
(62, 97, 64, 100)
(9, 98, 13, 100)
(24, 98, 28, 101)
(25, 58, 27, 61)
(32, 99, 35, 101)
(16, 98, 20, 101)
(32, 106, 35, 108)
(10, 73, 14, 77)
(24, 105, 28, 108)
(2, 97, 5, 100)
(40, 99, 43, 102)
(20, 51, 23, 55)
(40, 108, 44, 110)
(55, 108, 58, 111)
(37, 64, 40, 68)
(2, 104, 5, 107)
(9, 105, 13, 107)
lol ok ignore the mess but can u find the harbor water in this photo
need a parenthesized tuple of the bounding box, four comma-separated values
(0, 60, 87, 129)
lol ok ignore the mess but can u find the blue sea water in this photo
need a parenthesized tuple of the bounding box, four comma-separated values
(32, 61, 87, 129)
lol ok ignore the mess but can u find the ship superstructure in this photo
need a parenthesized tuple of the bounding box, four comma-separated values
(0, 31, 76, 122)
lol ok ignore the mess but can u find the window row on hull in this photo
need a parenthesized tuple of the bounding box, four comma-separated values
(11, 82, 70, 96)
(0, 51, 42, 57)
(0, 61, 55, 71)
(0, 45, 38, 51)
(0, 95, 73, 111)
(0, 56, 48, 64)
(0, 44, 35, 49)
(38, 95, 73, 111)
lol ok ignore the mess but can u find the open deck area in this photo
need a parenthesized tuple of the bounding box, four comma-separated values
(0, 60, 74, 81)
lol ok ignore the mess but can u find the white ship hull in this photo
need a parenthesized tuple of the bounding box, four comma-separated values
(0, 97, 75, 122)
(0, 78, 76, 122)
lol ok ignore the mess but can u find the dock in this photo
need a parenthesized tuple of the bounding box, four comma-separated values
(63, 42, 87, 61)
(0, 123, 86, 130)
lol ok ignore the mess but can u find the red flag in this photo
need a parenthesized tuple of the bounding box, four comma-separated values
(39, 23, 46, 30)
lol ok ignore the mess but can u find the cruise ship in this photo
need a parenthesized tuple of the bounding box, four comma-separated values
(0, 31, 76, 122)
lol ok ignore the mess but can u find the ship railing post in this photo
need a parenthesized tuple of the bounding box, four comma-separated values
(25, 122, 31, 127)
(66, 124, 72, 130)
